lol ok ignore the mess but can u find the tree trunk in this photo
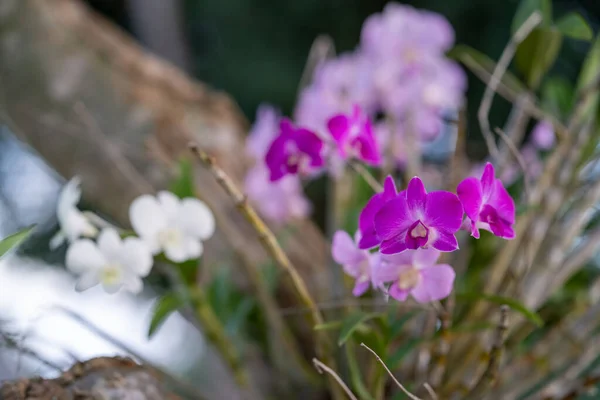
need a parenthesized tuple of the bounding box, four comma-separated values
(0, 0, 329, 298)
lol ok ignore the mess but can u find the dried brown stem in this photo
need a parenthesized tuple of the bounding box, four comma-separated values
(465, 306, 509, 399)
(312, 359, 358, 400)
(189, 143, 343, 398)
(494, 127, 531, 200)
(478, 11, 542, 162)
(360, 342, 422, 400)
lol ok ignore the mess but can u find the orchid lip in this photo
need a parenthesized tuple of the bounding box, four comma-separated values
(398, 267, 420, 290)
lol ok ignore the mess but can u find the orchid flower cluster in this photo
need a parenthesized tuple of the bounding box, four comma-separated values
(51, 178, 215, 294)
(245, 3, 467, 224)
(247, 91, 515, 303)
(333, 162, 515, 303)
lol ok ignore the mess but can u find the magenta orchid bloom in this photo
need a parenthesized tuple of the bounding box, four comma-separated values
(358, 176, 398, 249)
(265, 118, 325, 182)
(373, 248, 455, 303)
(332, 230, 379, 297)
(457, 162, 515, 240)
(327, 105, 382, 166)
(373, 176, 463, 254)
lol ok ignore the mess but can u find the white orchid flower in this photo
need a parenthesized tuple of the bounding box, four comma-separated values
(129, 191, 215, 263)
(50, 177, 98, 250)
(66, 228, 153, 294)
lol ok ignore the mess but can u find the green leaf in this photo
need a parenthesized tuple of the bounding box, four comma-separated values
(511, 0, 552, 35)
(389, 310, 419, 338)
(515, 27, 563, 90)
(338, 311, 382, 346)
(148, 293, 183, 338)
(387, 338, 423, 370)
(541, 77, 574, 118)
(345, 340, 376, 400)
(555, 12, 593, 41)
(0, 226, 34, 258)
(448, 45, 527, 95)
(314, 320, 342, 331)
(169, 157, 195, 199)
(456, 292, 544, 327)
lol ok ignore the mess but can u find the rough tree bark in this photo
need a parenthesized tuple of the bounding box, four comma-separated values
(0, 0, 330, 397)
(0, 357, 181, 399)
(0, 0, 329, 299)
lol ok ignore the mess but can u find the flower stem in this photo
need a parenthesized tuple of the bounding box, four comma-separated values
(189, 143, 344, 399)
(192, 286, 250, 386)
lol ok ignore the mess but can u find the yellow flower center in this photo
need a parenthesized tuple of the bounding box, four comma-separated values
(398, 268, 420, 290)
(101, 264, 122, 285)
(410, 221, 428, 238)
(158, 228, 183, 248)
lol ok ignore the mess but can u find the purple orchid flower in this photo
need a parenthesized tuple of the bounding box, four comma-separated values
(372, 248, 455, 303)
(457, 162, 516, 239)
(358, 176, 398, 249)
(332, 230, 379, 297)
(327, 105, 382, 166)
(531, 120, 555, 150)
(373, 176, 463, 254)
(265, 118, 325, 182)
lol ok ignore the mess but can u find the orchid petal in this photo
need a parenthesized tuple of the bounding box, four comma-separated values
(178, 198, 216, 240)
(129, 195, 168, 239)
(75, 271, 100, 292)
(457, 177, 483, 222)
(424, 191, 463, 232)
(431, 229, 459, 252)
(406, 177, 427, 216)
(66, 239, 106, 274)
(121, 237, 154, 277)
(411, 264, 455, 303)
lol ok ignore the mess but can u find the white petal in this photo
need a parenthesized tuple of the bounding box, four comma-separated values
(49, 231, 66, 250)
(129, 195, 168, 238)
(57, 177, 82, 222)
(66, 239, 106, 274)
(177, 198, 216, 240)
(75, 271, 100, 292)
(97, 228, 123, 261)
(164, 240, 189, 263)
(63, 209, 97, 241)
(184, 237, 203, 260)
(121, 237, 154, 277)
(102, 282, 123, 294)
(122, 274, 144, 294)
(157, 191, 181, 220)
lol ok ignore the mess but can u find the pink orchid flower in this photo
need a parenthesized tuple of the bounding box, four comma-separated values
(265, 119, 325, 182)
(358, 176, 398, 249)
(332, 230, 379, 297)
(373, 176, 463, 254)
(327, 105, 382, 166)
(457, 162, 515, 239)
(373, 248, 455, 303)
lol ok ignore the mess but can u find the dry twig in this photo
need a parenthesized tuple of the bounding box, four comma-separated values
(360, 342, 422, 400)
(312, 358, 358, 400)
(478, 12, 542, 162)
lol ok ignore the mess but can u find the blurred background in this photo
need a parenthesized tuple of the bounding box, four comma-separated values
(0, 0, 599, 394)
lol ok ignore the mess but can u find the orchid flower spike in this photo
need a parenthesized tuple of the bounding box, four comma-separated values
(265, 118, 325, 181)
(373, 248, 455, 303)
(50, 177, 98, 250)
(129, 191, 215, 263)
(332, 230, 379, 296)
(66, 228, 153, 294)
(457, 162, 515, 239)
(374, 176, 463, 254)
(327, 105, 382, 166)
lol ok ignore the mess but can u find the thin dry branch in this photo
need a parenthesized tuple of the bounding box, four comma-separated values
(465, 306, 509, 399)
(360, 342, 423, 400)
(188, 143, 343, 399)
(494, 127, 531, 199)
(312, 358, 358, 400)
(478, 12, 542, 162)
